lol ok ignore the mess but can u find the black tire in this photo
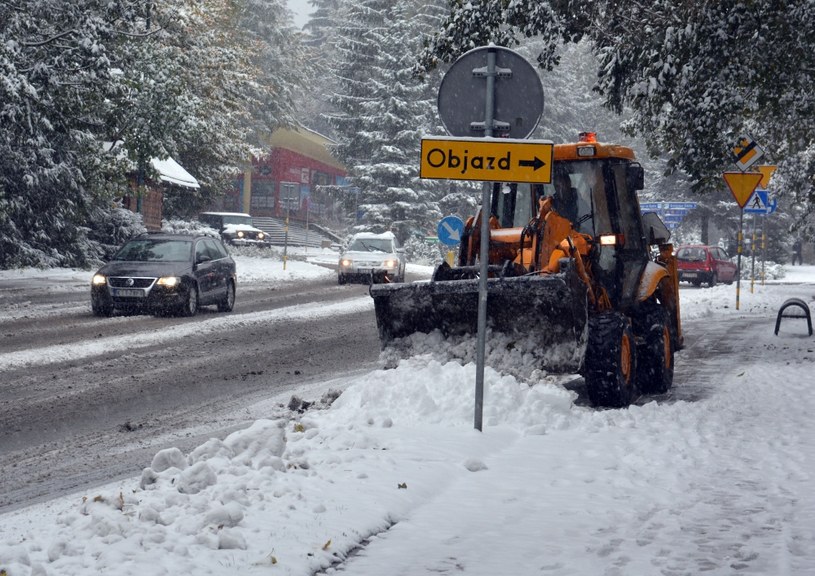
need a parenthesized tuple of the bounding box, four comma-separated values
(692, 280, 701, 287)
(338, 273, 346, 285)
(217, 280, 235, 312)
(179, 283, 198, 317)
(708, 272, 717, 288)
(584, 312, 638, 408)
(91, 300, 114, 317)
(633, 304, 674, 394)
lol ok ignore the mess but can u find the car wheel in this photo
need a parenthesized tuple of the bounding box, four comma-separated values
(708, 272, 718, 288)
(692, 280, 701, 287)
(179, 283, 199, 317)
(91, 299, 114, 317)
(218, 280, 235, 312)
(338, 273, 346, 285)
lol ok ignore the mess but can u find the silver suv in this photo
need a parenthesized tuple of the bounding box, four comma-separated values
(338, 232, 406, 284)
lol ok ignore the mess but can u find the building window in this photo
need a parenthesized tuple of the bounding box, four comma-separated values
(251, 180, 275, 209)
(280, 182, 299, 211)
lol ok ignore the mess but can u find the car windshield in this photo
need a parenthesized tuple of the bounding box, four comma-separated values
(113, 239, 192, 262)
(677, 248, 707, 262)
(221, 215, 253, 226)
(349, 238, 393, 253)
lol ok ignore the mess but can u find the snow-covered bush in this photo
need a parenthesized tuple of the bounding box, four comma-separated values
(83, 206, 147, 263)
(404, 236, 443, 267)
(161, 218, 219, 238)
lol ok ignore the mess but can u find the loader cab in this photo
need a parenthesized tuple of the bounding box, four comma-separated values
(489, 152, 649, 309)
(550, 156, 648, 309)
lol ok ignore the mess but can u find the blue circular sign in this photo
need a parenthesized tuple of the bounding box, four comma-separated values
(437, 215, 465, 246)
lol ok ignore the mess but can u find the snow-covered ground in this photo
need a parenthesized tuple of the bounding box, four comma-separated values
(2, 258, 814, 576)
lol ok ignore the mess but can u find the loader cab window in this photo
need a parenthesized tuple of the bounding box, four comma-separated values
(550, 160, 646, 307)
(491, 182, 536, 228)
(544, 162, 612, 236)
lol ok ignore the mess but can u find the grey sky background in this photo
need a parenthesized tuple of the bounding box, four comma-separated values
(288, 0, 310, 28)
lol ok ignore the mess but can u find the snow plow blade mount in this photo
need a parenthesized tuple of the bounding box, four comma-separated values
(370, 264, 589, 373)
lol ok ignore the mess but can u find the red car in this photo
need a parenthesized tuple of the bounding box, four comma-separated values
(675, 245, 738, 287)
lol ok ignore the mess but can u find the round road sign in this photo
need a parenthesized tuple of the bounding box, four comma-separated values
(437, 46, 543, 140)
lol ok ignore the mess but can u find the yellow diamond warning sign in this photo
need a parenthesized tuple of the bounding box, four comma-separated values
(731, 136, 765, 171)
(420, 137, 553, 183)
(723, 171, 763, 208)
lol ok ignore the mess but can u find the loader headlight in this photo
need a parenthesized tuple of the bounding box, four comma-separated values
(237, 231, 245, 238)
(340, 258, 353, 268)
(257, 232, 265, 240)
(599, 234, 625, 247)
(383, 259, 397, 268)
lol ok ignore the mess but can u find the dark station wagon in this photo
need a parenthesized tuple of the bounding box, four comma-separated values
(91, 233, 237, 317)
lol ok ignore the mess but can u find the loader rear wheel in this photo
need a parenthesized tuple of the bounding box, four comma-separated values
(584, 312, 638, 408)
(633, 305, 674, 394)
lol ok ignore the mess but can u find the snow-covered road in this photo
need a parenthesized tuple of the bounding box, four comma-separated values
(2, 264, 814, 576)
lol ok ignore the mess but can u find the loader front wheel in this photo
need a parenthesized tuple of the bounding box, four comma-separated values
(633, 305, 674, 394)
(584, 312, 638, 408)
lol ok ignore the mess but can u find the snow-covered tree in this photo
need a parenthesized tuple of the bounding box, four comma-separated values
(0, 0, 309, 267)
(325, 0, 447, 239)
(421, 3, 815, 182)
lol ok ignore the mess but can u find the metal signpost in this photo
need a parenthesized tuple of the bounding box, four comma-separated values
(722, 136, 764, 310)
(743, 188, 778, 289)
(432, 45, 546, 431)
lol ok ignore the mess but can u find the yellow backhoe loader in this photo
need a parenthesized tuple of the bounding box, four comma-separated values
(370, 133, 683, 407)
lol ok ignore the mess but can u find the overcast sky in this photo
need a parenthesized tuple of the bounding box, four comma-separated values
(288, 0, 310, 28)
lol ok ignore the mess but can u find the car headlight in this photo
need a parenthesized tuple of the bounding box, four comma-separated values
(383, 259, 397, 268)
(237, 231, 245, 238)
(157, 276, 180, 288)
(92, 274, 107, 286)
(257, 232, 265, 240)
(340, 258, 352, 267)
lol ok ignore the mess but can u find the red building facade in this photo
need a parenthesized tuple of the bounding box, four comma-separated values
(227, 127, 347, 223)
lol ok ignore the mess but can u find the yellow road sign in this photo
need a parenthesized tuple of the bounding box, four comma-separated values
(420, 137, 553, 183)
(731, 136, 764, 171)
(757, 164, 777, 188)
(723, 171, 763, 208)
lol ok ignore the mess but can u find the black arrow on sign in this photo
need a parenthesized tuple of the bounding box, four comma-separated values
(518, 157, 546, 171)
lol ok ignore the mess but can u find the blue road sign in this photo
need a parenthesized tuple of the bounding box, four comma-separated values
(437, 215, 466, 245)
(639, 201, 697, 229)
(744, 189, 778, 215)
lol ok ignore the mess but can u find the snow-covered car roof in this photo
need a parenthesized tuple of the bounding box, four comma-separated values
(200, 211, 253, 218)
(351, 231, 396, 240)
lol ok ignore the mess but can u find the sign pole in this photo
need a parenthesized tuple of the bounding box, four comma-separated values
(431, 45, 545, 433)
(736, 209, 744, 310)
(474, 47, 499, 433)
(750, 213, 757, 293)
(283, 206, 289, 270)
(761, 214, 767, 285)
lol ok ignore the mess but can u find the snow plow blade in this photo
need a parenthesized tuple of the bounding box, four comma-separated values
(370, 263, 589, 373)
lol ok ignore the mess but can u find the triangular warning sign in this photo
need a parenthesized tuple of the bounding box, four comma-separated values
(723, 172, 763, 208)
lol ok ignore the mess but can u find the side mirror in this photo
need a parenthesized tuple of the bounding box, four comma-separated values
(627, 162, 645, 191)
(196, 254, 212, 265)
(641, 212, 671, 245)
